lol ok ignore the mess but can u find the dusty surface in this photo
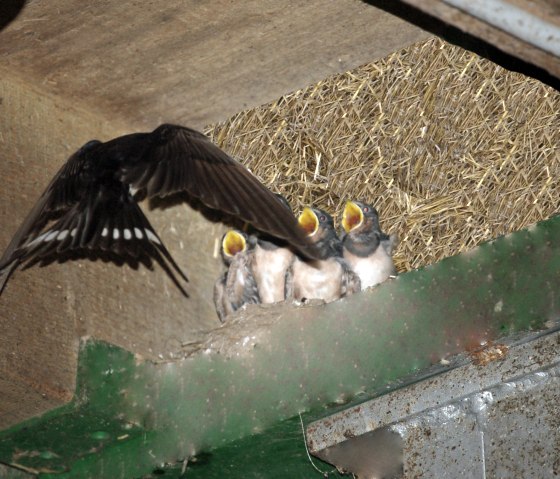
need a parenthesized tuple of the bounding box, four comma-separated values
(0, 0, 427, 129)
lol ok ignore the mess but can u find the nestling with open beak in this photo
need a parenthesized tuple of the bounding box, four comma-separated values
(214, 230, 260, 322)
(252, 194, 297, 304)
(341, 201, 397, 290)
(285, 207, 360, 303)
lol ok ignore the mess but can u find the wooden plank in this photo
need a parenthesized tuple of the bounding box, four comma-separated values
(506, 0, 560, 27)
(0, 0, 428, 130)
(399, 0, 560, 79)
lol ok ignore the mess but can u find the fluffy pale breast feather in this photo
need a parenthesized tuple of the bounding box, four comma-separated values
(344, 247, 395, 290)
(254, 244, 294, 303)
(291, 258, 345, 303)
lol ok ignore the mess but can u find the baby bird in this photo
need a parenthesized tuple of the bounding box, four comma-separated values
(341, 201, 397, 290)
(252, 195, 296, 304)
(214, 230, 259, 322)
(286, 207, 360, 303)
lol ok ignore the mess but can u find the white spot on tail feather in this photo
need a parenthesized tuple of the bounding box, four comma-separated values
(124, 228, 132, 240)
(113, 228, 120, 240)
(101, 227, 109, 237)
(57, 230, 69, 240)
(70, 228, 77, 237)
(28, 232, 48, 246)
(134, 227, 143, 239)
(45, 230, 59, 242)
(145, 229, 161, 245)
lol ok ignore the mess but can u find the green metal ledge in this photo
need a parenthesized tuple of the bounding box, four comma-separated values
(0, 215, 558, 478)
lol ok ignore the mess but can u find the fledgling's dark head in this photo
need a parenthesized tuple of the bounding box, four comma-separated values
(220, 230, 255, 266)
(298, 207, 341, 258)
(342, 201, 381, 238)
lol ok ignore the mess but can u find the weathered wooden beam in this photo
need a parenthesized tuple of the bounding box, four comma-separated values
(0, 1, 428, 129)
(399, 0, 560, 79)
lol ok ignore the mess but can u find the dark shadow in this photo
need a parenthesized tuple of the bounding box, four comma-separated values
(0, 0, 27, 32)
(184, 452, 213, 468)
(21, 246, 190, 298)
(361, 0, 560, 91)
(22, 249, 153, 272)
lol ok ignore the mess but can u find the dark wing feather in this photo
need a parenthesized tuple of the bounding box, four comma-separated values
(0, 145, 95, 267)
(118, 124, 320, 259)
(0, 143, 99, 293)
(10, 181, 188, 296)
(213, 274, 229, 323)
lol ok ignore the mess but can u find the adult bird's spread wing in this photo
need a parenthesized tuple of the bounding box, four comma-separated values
(0, 142, 99, 294)
(114, 125, 317, 257)
(0, 140, 189, 296)
(0, 141, 97, 262)
(0, 124, 318, 297)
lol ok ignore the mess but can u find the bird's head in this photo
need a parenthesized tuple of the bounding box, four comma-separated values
(221, 230, 248, 264)
(298, 207, 337, 246)
(342, 201, 380, 236)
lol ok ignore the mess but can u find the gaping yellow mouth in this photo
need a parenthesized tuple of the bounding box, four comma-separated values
(223, 230, 246, 257)
(298, 207, 319, 237)
(342, 201, 363, 233)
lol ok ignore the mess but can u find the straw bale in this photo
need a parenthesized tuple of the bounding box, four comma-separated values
(206, 37, 559, 273)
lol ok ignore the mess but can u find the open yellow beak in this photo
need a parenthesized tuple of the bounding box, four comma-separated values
(342, 201, 363, 233)
(222, 230, 246, 257)
(298, 207, 319, 237)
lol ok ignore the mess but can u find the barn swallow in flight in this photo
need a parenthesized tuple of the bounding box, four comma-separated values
(252, 194, 296, 304)
(0, 124, 320, 297)
(286, 207, 360, 303)
(214, 230, 259, 322)
(341, 201, 397, 290)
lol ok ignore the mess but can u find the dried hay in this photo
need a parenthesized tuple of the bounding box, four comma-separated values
(206, 37, 559, 273)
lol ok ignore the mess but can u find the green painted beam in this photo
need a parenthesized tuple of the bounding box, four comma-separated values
(0, 215, 558, 478)
(132, 416, 345, 479)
